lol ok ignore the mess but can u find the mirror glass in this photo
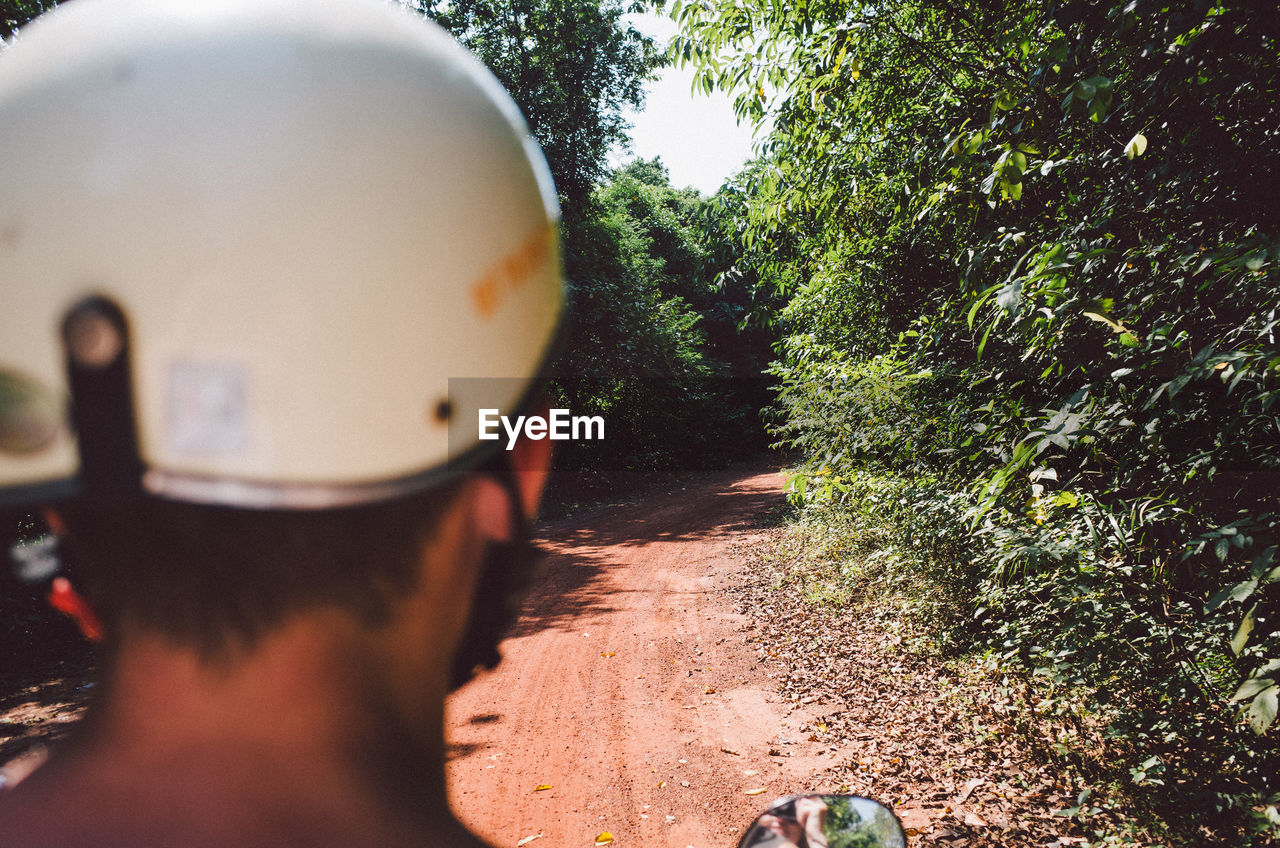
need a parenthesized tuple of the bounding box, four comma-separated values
(739, 794, 906, 848)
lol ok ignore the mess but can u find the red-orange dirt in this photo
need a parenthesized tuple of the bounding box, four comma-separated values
(446, 464, 841, 848)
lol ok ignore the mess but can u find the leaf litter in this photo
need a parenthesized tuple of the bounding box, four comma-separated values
(724, 531, 1139, 847)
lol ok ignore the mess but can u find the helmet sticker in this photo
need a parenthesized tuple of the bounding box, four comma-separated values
(470, 223, 556, 318)
(167, 361, 249, 458)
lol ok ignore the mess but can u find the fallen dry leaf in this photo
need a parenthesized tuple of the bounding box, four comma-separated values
(720, 747, 740, 756)
(743, 769, 759, 777)
(704, 686, 717, 694)
(594, 832, 614, 846)
(517, 835, 544, 846)
(745, 787, 766, 795)
(963, 811, 988, 828)
(602, 651, 616, 658)
(956, 777, 985, 804)
(533, 785, 552, 792)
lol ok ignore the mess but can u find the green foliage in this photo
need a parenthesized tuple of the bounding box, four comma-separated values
(824, 796, 897, 848)
(679, 0, 1280, 839)
(0, 0, 53, 40)
(409, 0, 662, 213)
(552, 159, 774, 471)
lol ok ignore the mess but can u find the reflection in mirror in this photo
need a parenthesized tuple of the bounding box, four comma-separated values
(739, 794, 906, 848)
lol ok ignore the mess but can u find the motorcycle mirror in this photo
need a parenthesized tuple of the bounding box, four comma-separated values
(738, 794, 906, 848)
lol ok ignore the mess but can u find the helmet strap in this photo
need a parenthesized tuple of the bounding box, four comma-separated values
(4, 297, 143, 643)
(61, 296, 145, 504)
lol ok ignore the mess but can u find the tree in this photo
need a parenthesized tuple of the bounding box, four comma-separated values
(553, 159, 773, 472)
(408, 0, 662, 215)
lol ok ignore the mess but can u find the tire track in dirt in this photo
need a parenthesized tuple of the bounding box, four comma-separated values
(446, 464, 837, 848)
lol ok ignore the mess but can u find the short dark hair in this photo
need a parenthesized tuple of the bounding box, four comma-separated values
(60, 481, 464, 658)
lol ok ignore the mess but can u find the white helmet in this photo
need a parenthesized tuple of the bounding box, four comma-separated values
(0, 0, 563, 509)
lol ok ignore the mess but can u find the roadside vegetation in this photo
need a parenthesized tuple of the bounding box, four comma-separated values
(734, 512, 1167, 847)
(672, 0, 1279, 842)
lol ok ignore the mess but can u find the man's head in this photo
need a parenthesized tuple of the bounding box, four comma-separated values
(0, 0, 563, 665)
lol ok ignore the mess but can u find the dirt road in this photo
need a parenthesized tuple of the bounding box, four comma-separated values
(446, 464, 841, 848)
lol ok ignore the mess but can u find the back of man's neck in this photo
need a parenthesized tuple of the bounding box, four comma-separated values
(0, 621, 472, 848)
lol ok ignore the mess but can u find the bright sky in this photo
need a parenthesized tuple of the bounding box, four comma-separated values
(609, 11, 764, 197)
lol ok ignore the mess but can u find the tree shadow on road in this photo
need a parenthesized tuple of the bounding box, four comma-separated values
(508, 466, 787, 639)
(538, 472, 787, 549)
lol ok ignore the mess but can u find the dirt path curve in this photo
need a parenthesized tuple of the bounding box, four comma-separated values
(446, 463, 833, 848)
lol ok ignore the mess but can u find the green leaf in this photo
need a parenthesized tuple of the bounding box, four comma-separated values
(1167, 373, 1192, 399)
(1230, 605, 1256, 655)
(1232, 677, 1276, 702)
(1089, 95, 1110, 123)
(996, 281, 1021, 311)
(967, 283, 1000, 329)
(1247, 686, 1278, 735)
(1250, 547, 1277, 579)
(976, 321, 995, 360)
(1083, 311, 1123, 331)
(1124, 133, 1148, 159)
(1207, 579, 1258, 612)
